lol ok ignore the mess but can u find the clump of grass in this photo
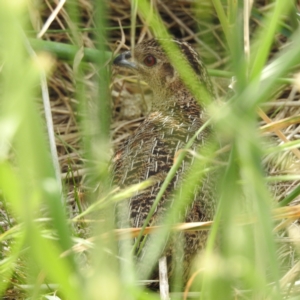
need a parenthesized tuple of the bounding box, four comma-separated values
(1, 0, 300, 299)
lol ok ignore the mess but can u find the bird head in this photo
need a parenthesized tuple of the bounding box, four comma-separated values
(113, 39, 214, 99)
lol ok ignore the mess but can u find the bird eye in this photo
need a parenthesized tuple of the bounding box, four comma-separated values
(143, 55, 156, 67)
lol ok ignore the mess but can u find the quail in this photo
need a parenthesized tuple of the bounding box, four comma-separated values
(112, 38, 215, 287)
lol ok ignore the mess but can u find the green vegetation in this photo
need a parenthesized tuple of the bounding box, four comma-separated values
(1, 0, 300, 299)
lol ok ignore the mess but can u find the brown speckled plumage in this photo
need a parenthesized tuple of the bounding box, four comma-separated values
(112, 39, 215, 286)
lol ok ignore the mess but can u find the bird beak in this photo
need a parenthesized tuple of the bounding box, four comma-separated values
(113, 51, 137, 70)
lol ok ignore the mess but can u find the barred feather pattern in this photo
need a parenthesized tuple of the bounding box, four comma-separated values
(112, 39, 216, 286)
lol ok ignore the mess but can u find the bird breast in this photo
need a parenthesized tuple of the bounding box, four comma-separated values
(113, 107, 206, 228)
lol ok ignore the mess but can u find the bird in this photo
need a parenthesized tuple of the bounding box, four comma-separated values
(112, 38, 216, 288)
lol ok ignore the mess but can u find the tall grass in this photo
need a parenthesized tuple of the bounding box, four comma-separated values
(0, 0, 300, 299)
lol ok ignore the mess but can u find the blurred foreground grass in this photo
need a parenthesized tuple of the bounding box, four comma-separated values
(1, 0, 300, 299)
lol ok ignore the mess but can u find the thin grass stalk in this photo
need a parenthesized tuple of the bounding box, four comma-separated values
(130, 0, 138, 48)
(0, 2, 82, 299)
(29, 38, 111, 63)
(210, 0, 230, 47)
(23, 36, 63, 198)
(84, 1, 122, 299)
(250, 0, 294, 80)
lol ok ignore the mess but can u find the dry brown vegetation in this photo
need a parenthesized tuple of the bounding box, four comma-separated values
(2, 0, 300, 298)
